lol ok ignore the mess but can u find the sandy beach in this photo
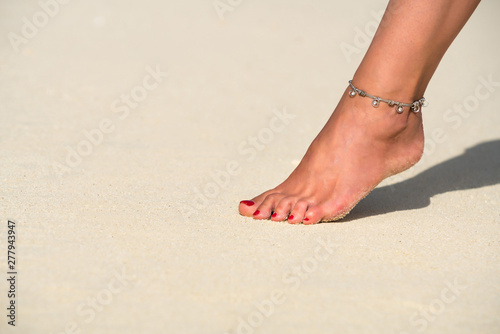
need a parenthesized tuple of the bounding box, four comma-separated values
(1, 0, 499, 333)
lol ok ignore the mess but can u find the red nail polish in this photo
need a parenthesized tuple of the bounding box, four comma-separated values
(271, 213, 277, 218)
(253, 210, 260, 216)
(241, 200, 255, 206)
(288, 215, 294, 220)
(304, 218, 310, 221)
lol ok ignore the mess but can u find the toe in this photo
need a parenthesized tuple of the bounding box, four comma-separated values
(253, 193, 283, 220)
(238, 190, 276, 216)
(288, 200, 309, 224)
(303, 206, 324, 225)
(239, 200, 257, 216)
(271, 196, 296, 222)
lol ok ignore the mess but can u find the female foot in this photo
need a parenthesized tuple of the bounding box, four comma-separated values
(239, 86, 424, 224)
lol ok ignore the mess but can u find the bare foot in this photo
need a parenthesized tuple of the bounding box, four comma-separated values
(238, 87, 424, 224)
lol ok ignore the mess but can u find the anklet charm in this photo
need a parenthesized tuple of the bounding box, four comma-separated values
(348, 80, 427, 114)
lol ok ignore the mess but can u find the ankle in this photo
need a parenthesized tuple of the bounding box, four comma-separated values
(351, 57, 431, 103)
(350, 74, 427, 105)
(347, 79, 427, 116)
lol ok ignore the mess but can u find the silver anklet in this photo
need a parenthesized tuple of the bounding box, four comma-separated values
(348, 80, 427, 114)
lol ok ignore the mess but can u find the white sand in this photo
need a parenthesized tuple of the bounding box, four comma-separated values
(1, 0, 500, 333)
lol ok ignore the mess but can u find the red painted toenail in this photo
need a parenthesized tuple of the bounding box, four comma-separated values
(271, 213, 277, 217)
(304, 218, 310, 221)
(241, 200, 255, 206)
(253, 210, 260, 216)
(288, 215, 294, 220)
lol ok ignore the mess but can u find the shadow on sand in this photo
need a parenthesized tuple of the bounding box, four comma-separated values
(342, 139, 500, 222)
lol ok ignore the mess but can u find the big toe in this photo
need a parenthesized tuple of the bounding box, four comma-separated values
(239, 200, 257, 216)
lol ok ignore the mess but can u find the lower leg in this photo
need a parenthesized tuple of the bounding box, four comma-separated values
(353, 0, 481, 102)
(239, 0, 481, 224)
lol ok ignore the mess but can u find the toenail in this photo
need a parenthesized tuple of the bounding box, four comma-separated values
(304, 218, 309, 221)
(253, 210, 260, 216)
(241, 200, 255, 206)
(271, 213, 277, 217)
(288, 215, 294, 220)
